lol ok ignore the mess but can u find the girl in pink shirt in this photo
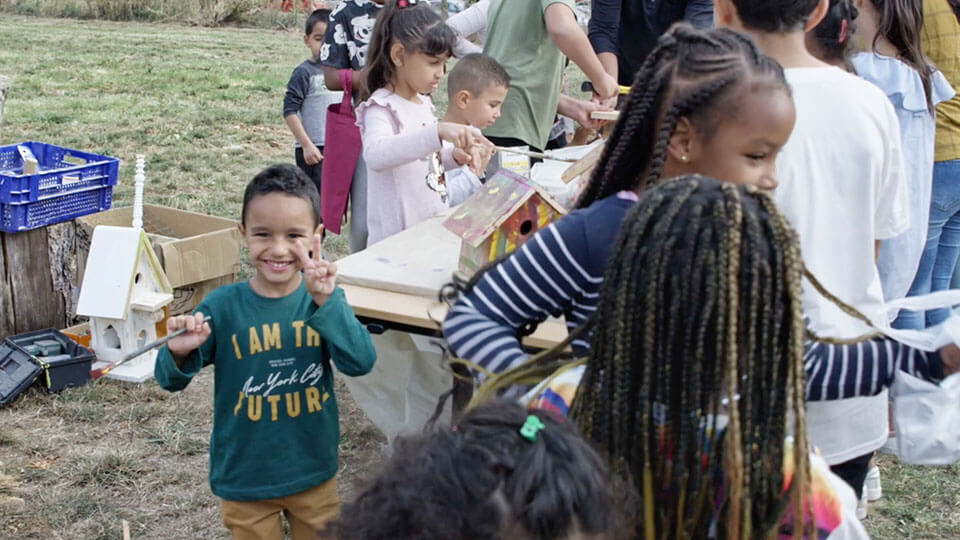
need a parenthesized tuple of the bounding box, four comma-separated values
(358, 0, 490, 246)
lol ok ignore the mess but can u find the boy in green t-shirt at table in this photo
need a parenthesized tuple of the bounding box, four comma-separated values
(155, 164, 376, 540)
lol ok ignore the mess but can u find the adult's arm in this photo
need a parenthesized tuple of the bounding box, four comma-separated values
(447, 0, 489, 57)
(544, 2, 617, 99)
(587, 0, 620, 76)
(322, 66, 364, 93)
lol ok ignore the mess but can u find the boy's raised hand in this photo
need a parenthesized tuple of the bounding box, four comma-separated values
(294, 231, 337, 307)
(167, 312, 212, 358)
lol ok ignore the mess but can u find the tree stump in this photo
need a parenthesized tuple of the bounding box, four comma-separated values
(0, 224, 80, 339)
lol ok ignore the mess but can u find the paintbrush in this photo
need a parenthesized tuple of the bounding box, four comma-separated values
(91, 315, 211, 380)
(580, 81, 632, 95)
(493, 146, 579, 163)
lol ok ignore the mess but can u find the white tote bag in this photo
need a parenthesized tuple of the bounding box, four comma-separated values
(891, 371, 960, 464)
(873, 292, 960, 464)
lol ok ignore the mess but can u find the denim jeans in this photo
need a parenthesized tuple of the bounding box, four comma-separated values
(894, 159, 960, 329)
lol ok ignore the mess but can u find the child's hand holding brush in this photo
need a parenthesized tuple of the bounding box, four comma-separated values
(167, 312, 212, 367)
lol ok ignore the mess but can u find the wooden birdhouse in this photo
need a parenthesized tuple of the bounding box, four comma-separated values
(75, 225, 173, 382)
(443, 169, 566, 276)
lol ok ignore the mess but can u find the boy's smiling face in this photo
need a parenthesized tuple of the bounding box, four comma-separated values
(460, 83, 508, 129)
(304, 21, 327, 61)
(240, 192, 321, 298)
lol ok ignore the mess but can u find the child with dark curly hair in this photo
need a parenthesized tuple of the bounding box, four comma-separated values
(324, 400, 627, 539)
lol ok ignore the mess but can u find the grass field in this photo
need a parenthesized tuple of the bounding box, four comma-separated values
(0, 14, 958, 539)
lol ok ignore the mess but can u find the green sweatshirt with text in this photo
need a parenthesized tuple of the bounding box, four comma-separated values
(155, 281, 376, 501)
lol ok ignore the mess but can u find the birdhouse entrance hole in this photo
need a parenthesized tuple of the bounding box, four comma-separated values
(134, 272, 142, 284)
(103, 325, 121, 349)
(137, 330, 148, 348)
(520, 219, 534, 236)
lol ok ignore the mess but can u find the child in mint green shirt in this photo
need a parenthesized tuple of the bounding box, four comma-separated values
(155, 164, 376, 540)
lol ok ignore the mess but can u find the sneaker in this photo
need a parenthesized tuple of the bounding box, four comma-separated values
(865, 466, 882, 501)
(856, 488, 868, 520)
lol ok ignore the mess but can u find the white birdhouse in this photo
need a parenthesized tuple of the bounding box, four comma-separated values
(76, 225, 173, 382)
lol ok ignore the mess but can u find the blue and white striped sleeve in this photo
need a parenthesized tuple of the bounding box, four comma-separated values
(804, 338, 944, 401)
(442, 218, 601, 378)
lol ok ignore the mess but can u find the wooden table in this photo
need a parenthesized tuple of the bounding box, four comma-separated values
(336, 212, 567, 345)
(340, 283, 567, 349)
(335, 213, 567, 429)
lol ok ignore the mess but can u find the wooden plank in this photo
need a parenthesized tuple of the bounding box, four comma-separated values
(340, 283, 567, 350)
(561, 141, 605, 184)
(589, 110, 620, 121)
(337, 214, 462, 297)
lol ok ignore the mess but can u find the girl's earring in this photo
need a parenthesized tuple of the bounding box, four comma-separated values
(680, 155, 689, 162)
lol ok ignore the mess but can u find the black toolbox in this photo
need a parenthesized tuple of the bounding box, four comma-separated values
(0, 340, 42, 405)
(6, 329, 94, 392)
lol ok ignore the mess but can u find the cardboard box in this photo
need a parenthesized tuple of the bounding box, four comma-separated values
(76, 204, 241, 315)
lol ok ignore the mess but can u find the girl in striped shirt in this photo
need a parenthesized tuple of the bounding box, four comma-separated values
(443, 24, 796, 377)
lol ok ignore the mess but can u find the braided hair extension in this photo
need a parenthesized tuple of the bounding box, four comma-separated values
(565, 176, 814, 539)
(575, 24, 789, 209)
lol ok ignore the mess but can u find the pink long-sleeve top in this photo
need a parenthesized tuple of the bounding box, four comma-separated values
(357, 88, 455, 246)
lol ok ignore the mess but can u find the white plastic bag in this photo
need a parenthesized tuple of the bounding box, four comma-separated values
(891, 371, 960, 464)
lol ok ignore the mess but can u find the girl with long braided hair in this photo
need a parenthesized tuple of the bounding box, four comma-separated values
(442, 23, 795, 380)
(474, 176, 957, 539)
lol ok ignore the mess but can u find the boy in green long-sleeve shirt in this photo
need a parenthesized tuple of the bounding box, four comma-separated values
(155, 164, 376, 540)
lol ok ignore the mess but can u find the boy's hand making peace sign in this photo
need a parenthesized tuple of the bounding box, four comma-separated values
(294, 230, 338, 307)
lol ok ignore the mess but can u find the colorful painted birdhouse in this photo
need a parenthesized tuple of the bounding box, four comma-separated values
(75, 225, 173, 382)
(443, 169, 566, 276)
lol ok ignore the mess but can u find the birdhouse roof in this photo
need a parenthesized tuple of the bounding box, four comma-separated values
(443, 170, 566, 247)
(76, 226, 173, 319)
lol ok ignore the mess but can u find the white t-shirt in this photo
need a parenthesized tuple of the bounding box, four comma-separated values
(775, 67, 909, 464)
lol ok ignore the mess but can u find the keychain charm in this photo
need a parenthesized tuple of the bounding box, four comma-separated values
(426, 152, 448, 203)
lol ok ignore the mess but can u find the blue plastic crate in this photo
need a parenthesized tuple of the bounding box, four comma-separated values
(0, 141, 119, 232)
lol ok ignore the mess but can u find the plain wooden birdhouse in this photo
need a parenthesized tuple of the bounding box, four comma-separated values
(75, 225, 173, 382)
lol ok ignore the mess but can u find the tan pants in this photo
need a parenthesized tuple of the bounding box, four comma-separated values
(221, 477, 340, 540)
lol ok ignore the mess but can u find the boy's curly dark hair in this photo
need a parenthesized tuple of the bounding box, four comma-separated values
(241, 163, 321, 227)
(324, 400, 627, 539)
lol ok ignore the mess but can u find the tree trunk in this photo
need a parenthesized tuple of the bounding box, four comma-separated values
(0, 224, 79, 339)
